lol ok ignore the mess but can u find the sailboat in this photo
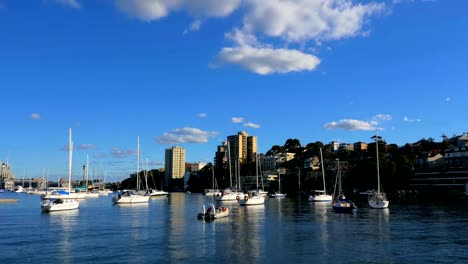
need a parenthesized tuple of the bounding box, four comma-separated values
(216, 143, 243, 201)
(238, 155, 265, 205)
(40, 128, 80, 212)
(144, 158, 168, 197)
(331, 159, 356, 213)
(204, 165, 221, 197)
(368, 135, 390, 209)
(270, 171, 286, 198)
(309, 148, 333, 202)
(112, 136, 150, 204)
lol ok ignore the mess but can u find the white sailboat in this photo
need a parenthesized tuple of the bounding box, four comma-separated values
(112, 136, 149, 204)
(216, 142, 243, 201)
(309, 148, 333, 202)
(238, 155, 265, 205)
(270, 171, 286, 198)
(368, 135, 389, 209)
(204, 165, 221, 197)
(40, 128, 80, 212)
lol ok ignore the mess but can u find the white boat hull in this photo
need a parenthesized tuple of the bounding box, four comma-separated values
(41, 198, 79, 212)
(309, 194, 333, 202)
(270, 192, 286, 198)
(145, 189, 169, 197)
(238, 196, 265, 206)
(112, 193, 149, 204)
(368, 192, 389, 209)
(216, 192, 243, 201)
(369, 199, 389, 209)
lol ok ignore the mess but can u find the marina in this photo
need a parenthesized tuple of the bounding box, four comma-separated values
(1, 191, 467, 263)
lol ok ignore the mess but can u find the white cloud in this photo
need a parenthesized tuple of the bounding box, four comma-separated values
(111, 148, 137, 158)
(372, 114, 392, 121)
(155, 127, 218, 144)
(403, 116, 422, 123)
(183, 19, 202, 35)
(30, 113, 41, 120)
(232, 117, 245, 123)
(76, 144, 97, 150)
(216, 45, 320, 74)
(324, 119, 382, 131)
(242, 0, 386, 42)
(198, 113, 207, 118)
(54, 0, 81, 9)
(115, 0, 386, 75)
(244, 122, 261, 128)
(115, 0, 241, 21)
(183, 0, 241, 17)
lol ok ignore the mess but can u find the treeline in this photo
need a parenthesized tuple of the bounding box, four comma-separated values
(186, 136, 458, 195)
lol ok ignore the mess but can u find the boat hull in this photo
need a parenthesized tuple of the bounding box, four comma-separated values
(112, 193, 149, 204)
(238, 196, 264, 206)
(269, 193, 286, 198)
(309, 194, 333, 202)
(368, 192, 389, 209)
(41, 198, 79, 212)
(332, 201, 356, 213)
(198, 205, 229, 219)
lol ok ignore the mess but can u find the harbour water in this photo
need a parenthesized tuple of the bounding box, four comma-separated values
(1, 192, 467, 263)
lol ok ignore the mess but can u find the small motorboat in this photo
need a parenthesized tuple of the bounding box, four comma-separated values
(197, 204, 229, 220)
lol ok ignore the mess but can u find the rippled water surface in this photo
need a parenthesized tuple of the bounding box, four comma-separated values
(1, 192, 467, 263)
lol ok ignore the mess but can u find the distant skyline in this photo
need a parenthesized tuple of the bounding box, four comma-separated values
(1, 0, 467, 182)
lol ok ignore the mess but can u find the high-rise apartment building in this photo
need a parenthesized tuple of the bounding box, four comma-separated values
(164, 146, 186, 187)
(214, 142, 228, 169)
(226, 131, 258, 164)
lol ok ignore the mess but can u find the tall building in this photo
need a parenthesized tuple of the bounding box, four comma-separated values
(164, 146, 186, 187)
(214, 142, 228, 169)
(226, 131, 258, 164)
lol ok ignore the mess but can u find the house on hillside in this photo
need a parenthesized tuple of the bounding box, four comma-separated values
(416, 151, 445, 169)
(445, 146, 468, 168)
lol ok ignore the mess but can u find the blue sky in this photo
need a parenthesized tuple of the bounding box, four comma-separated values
(1, 0, 467, 182)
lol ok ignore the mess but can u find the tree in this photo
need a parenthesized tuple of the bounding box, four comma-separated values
(266, 145, 285, 156)
(283, 138, 301, 152)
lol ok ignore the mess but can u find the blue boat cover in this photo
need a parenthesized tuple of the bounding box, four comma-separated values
(57, 190, 69, 195)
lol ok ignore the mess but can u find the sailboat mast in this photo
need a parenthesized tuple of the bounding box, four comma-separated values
(86, 155, 89, 189)
(145, 158, 149, 191)
(320, 148, 326, 192)
(227, 141, 232, 188)
(212, 165, 215, 189)
(375, 135, 381, 194)
(256, 155, 259, 189)
(137, 136, 140, 190)
(68, 128, 73, 194)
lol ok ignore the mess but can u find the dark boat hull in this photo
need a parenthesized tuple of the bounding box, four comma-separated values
(332, 201, 356, 213)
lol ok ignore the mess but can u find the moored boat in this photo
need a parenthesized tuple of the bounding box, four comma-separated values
(331, 159, 356, 214)
(368, 135, 390, 209)
(112, 190, 150, 204)
(197, 204, 229, 220)
(40, 128, 80, 213)
(238, 191, 265, 206)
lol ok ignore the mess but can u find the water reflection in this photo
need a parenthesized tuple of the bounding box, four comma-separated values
(311, 203, 330, 258)
(232, 204, 264, 263)
(43, 209, 79, 264)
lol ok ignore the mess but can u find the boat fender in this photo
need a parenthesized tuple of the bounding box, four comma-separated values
(222, 207, 226, 212)
(236, 196, 240, 200)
